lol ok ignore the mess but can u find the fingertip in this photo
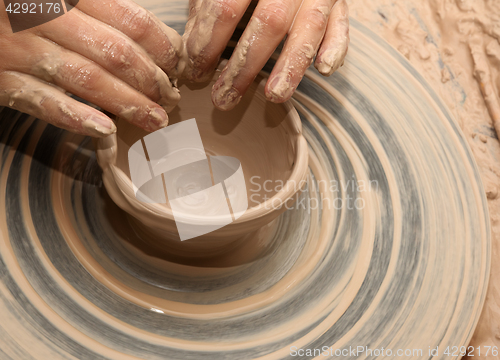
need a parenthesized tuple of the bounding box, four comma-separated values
(265, 88, 288, 103)
(315, 45, 347, 77)
(81, 115, 117, 138)
(211, 81, 242, 111)
(122, 105, 169, 132)
(315, 0, 350, 77)
(314, 60, 335, 77)
(158, 88, 180, 113)
(154, 68, 181, 111)
(265, 73, 294, 103)
(147, 107, 169, 131)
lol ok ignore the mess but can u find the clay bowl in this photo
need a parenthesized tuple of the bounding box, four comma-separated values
(96, 67, 309, 258)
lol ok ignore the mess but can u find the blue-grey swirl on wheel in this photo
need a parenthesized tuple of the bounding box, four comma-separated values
(0, 9, 490, 360)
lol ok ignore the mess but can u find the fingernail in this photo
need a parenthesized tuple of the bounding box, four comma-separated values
(148, 107, 169, 130)
(267, 73, 293, 103)
(212, 82, 241, 111)
(83, 116, 116, 137)
(92, 115, 114, 129)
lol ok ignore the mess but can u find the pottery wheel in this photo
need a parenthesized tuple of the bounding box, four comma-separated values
(0, 15, 490, 360)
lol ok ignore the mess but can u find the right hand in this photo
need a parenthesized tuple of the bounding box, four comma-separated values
(182, 0, 349, 111)
(0, 0, 184, 137)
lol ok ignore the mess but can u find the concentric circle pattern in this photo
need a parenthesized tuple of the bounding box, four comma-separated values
(0, 19, 490, 360)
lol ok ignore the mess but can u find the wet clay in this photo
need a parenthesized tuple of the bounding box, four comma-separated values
(348, 0, 500, 355)
(0, 1, 493, 358)
(0, 19, 490, 358)
(96, 65, 309, 258)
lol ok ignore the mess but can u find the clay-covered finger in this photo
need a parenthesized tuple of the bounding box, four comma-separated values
(39, 8, 180, 111)
(314, 0, 349, 76)
(211, 0, 303, 111)
(70, 0, 184, 77)
(0, 71, 115, 138)
(183, 0, 252, 82)
(266, 0, 336, 103)
(11, 38, 169, 132)
(184, 0, 203, 37)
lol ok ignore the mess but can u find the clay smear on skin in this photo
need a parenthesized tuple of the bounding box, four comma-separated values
(212, 17, 263, 109)
(315, 0, 349, 76)
(114, 0, 185, 76)
(0, 71, 115, 137)
(268, 0, 331, 101)
(182, 0, 224, 81)
(30, 48, 173, 132)
(70, 8, 180, 110)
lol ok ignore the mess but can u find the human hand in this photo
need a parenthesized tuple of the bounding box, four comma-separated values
(0, 0, 184, 137)
(183, 0, 349, 111)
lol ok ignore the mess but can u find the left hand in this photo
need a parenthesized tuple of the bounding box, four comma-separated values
(182, 0, 349, 110)
(0, 0, 185, 136)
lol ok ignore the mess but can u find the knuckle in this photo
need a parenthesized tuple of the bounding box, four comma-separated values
(67, 63, 101, 91)
(255, 2, 290, 36)
(104, 39, 136, 72)
(306, 7, 328, 32)
(126, 8, 153, 41)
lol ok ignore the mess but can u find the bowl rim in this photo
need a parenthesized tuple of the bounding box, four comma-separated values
(97, 70, 309, 226)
